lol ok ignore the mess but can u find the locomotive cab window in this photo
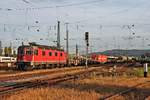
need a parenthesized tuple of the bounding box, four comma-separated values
(34, 50, 38, 55)
(49, 52, 52, 56)
(42, 51, 45, 56)
(18, 48, 24, 55)
(26, 50, 32, 55)
(55, 52, 58, 56)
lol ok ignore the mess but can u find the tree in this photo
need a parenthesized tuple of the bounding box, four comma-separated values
(4, 47, 12, 56)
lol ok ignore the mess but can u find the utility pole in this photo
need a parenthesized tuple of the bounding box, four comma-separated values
(85, 32, 89, 68)
(76, 44, 78, 57)
(10, 42, 12, 56)
(66, 23, 69, 66)
(57, 21, 60, 49)
(0, 41, 2, 56)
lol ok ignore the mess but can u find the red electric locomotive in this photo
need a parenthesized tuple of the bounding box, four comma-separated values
(17, 43, 67, 70)
(91, 54, 108, 63)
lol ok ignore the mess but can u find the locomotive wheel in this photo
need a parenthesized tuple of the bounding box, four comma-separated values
(51, 64, 55, 69)
(24, 65, 29, 71)
(18, 65, 22, 70)
(23, 65, 33, 71)
(43, 64, 47, 69)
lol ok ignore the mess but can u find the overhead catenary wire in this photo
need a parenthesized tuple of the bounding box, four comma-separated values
(0, 0, 107, 11)
(22, 0, 30, 4)
(0, 0, 148, 28)
(0, 0, 149, 26)
(66, 0, 150, 25)
(0, 0, 150, 51)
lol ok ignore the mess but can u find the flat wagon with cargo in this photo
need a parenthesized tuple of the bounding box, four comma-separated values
(0, 56, 16, 69)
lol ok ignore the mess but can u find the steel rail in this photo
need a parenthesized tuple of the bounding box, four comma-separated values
(101, 80, 150, 100)
(0, 68, 99, 96)
(0, 67, 85, 82)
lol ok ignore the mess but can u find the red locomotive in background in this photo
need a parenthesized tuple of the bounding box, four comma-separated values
(91, 54, 108, 63)
(17, 43, 67, 70)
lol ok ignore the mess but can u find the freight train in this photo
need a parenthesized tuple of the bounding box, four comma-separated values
(0, 42, 142, 71)
(135, 53, 150, 63)
(17, 43, 67, 70)
(90, 54, 135, 64)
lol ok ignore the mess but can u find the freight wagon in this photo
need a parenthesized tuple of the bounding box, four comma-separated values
(0, 56, 16, 69)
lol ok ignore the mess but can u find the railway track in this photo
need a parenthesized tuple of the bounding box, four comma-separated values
(0, 67, 86, 82)
(0, 65, 138, 84)
(101, 80, 150, 100)
(0, 67, 102, 97)
(0, 64, 118, 82)
(0, 64, 143, 97)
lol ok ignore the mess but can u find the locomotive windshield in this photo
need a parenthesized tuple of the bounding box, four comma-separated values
(34, 50, 38, 55)
(26, 50, 33, 55)
(18, 47, 24, 55)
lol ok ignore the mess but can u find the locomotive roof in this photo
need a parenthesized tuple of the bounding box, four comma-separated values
(19, 43, 64, 51)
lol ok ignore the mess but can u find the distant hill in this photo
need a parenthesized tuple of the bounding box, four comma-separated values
(92, 49, 150, 57)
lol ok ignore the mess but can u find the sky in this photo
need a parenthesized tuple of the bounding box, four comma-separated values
(0, 0, 150, 54)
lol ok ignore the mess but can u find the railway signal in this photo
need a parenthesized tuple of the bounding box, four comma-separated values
(85, 32, 89, 47)
(85, 32, 89, 41)
(85, 32, 89, 68)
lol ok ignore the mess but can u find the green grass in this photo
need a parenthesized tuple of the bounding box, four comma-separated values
(135, 67, 150, 77)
